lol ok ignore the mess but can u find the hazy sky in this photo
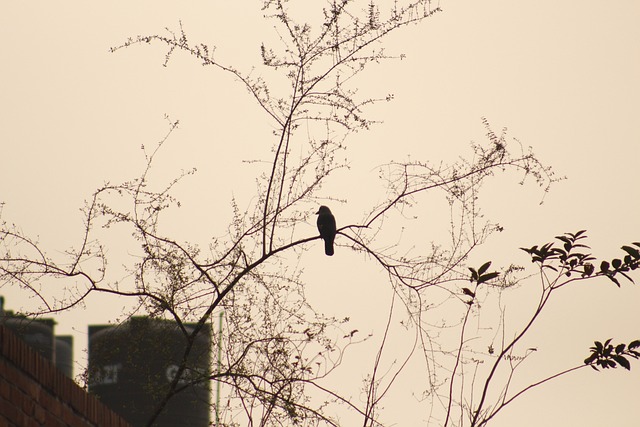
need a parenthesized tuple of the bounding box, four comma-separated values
(1, 1, 639, 426)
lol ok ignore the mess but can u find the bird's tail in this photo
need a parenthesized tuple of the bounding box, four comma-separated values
(325, 239, 334, 256)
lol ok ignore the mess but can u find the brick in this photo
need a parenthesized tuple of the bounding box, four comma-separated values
(23, 380, 40, 400)
(15, 411, 30, 427)
(23, 415, 39, 427)
(0, 378, 10, 400)
(33, 404, 46, 423)
(62, 405, 79, 425)
(1, 327, 131, 427)
(45, 411, 66, 427)
(9, 386, 25, 406)
(21, 397, 35, 417)
(3, 365, 22, 388)
(42, 393, 62, 418)
(0, 398, 19, 423)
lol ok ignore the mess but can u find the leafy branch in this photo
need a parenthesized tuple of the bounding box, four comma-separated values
(520, 230, 640, 288)
(584, 339, 640, 371)
(467, 232, 640, 426)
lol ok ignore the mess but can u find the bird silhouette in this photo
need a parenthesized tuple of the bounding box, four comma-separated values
(316, 206, 336, 256)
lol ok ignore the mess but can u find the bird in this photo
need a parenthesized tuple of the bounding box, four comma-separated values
(316, 206, 336, 256)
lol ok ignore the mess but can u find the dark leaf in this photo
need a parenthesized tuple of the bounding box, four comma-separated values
(603, 344, 614, 357)
(462, 288, 475, 298)
(613, 355, 631, 370)
(583, 263, 594, 276)
(540, 243, 555, 258)
(615, 343, 626, 354)
(619, 271, 635, 284)
(621, 245, 640, 259)
(595, 341, 604, 352)
(520, 246, 536, 255)
(566, 253, 584, 261)
(574, 230, 587, 238)
(607, 274, 621, 287)
(478, 271, 500, 284)
(478, 261, 492, 275)
(572, 243, 590, 249)
(600, 261, 610, 272)
(584, 353, 598, 365)
(628, 340, 640, 349)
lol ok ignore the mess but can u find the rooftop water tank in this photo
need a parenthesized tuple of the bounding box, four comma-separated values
(55, 335, 74, 378)
(88, 317, 211, 427)
(0, 307, 55, 361)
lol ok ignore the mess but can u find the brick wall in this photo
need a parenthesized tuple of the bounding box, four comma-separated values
(0, 326, 131, 427)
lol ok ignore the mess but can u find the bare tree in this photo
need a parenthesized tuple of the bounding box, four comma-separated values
(2, 1, 638, 426)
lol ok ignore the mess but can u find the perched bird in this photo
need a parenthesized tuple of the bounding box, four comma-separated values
(316, 206, 336, 256)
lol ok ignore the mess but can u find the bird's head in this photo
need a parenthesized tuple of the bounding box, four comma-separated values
(316, 206, 331, 215)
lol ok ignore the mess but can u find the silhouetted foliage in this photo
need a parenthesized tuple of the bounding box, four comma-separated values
(584, 339, 640, 371)
(521, 232, 640, 287)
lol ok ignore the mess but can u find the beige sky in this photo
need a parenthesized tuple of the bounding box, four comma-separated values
(1, 1, 639, 426)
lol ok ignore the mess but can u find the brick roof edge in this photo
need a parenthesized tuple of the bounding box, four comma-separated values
(0, 325, 132, 427)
